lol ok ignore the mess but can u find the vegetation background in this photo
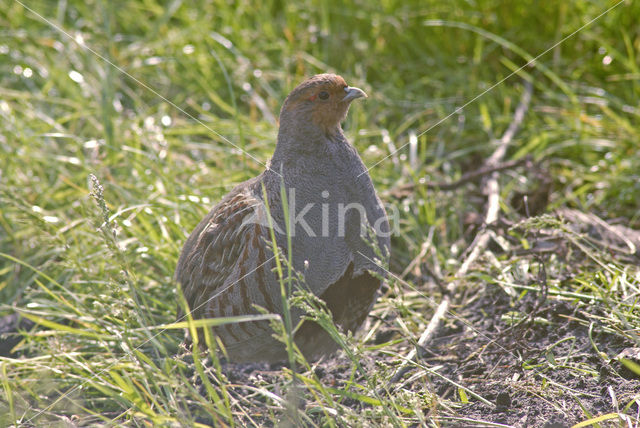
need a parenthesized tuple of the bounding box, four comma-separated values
(1, 0, 639, 426)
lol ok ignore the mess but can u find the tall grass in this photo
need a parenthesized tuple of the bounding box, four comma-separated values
(1, 0, 639, 425)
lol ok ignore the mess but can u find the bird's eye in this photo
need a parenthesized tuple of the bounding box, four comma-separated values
(318, 91, 330, 100)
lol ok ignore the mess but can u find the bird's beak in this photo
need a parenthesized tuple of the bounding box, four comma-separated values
(342, 86, 367, 102)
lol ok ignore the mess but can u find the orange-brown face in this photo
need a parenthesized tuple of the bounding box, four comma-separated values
(281, 74, 367, 132)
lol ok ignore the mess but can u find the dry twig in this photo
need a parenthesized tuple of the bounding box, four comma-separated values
(387, 156, 533, 199)
(386, 81, 533, 388)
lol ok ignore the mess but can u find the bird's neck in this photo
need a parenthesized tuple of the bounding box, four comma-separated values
(270, 120, 345, 166)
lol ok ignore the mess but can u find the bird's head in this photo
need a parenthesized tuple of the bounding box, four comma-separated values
(279, 74, 367, 136)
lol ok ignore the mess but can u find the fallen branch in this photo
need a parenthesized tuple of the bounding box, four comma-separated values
(386, 81, 533, 388)
(556, 208, 639, 258)
(387, 156, 533, 199)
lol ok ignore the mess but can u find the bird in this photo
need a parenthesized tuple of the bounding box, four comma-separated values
(175, 74, 390, 363)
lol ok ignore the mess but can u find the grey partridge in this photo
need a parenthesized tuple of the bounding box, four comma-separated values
(176, 74, 390, 363)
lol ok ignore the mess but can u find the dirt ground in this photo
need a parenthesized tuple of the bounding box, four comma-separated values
(216, 283, 640, 427)
(414, 285, 640, 426)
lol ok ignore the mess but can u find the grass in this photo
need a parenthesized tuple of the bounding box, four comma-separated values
(1, 0, 640, 426)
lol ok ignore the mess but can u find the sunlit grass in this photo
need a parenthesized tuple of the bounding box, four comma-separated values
(1, 0, 639, 426)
